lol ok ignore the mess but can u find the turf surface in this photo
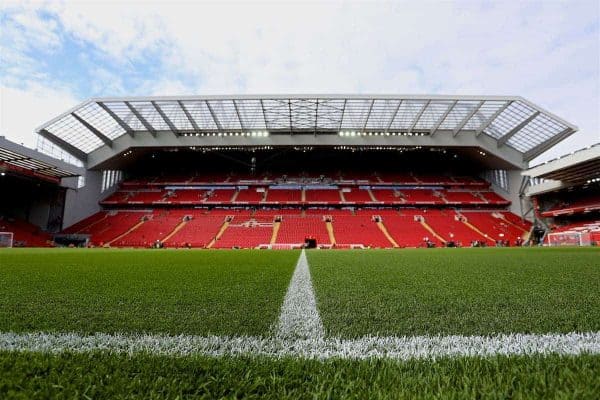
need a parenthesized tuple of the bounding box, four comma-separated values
(1, 351, 598, 399)
(0, 249, 298, 336)
(308, 247, 600, 338)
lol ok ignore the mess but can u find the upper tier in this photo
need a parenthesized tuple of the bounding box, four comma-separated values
(101, 173, 510, 207)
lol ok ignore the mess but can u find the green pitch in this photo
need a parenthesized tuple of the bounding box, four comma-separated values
(308, 247, 600, 337)
(1, 352, 598, 399)
(0, 249, 298, 336)
(0, 247, 598, 398)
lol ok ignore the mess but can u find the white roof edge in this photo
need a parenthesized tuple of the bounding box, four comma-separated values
(523, 143, 600, 177)
(88, 94, 522, 102)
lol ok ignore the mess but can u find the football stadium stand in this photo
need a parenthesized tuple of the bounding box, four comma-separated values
(525, 144, 600, 245)
(5, 94, 595, 248)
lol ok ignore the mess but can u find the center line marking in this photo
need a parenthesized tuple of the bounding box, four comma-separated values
(275, 249, 324, 340)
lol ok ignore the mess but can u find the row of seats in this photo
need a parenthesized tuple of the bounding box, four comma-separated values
(540, 194, 600, 217)
(102, 188, 509, 206)
(63, 209, 530, 249)
(121, 173, 490, 187)
(0, 216, 51, 247)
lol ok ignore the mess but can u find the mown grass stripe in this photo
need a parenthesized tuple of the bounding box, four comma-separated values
(1, 331, 598, 360)
(275, 249, 324, 340)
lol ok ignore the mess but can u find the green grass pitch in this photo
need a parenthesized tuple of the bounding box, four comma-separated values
(308, 247, 600, 338)
(0, 249, 298, 336)
(0, 247, 599, 398)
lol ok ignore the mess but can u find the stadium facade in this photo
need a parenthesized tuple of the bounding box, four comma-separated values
(2, 94, 597, 248)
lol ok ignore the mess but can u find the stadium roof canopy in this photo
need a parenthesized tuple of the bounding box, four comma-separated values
(36, 95, 577, 169)
(524, 143, 600, 195)
(0, 136, 84, 181)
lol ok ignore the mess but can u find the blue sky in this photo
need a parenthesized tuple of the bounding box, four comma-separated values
(0, 0, 598, 163)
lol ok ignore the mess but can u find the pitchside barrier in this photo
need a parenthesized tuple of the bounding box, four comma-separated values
(547, 231, 593, 247)
(0, 232, 14, 248)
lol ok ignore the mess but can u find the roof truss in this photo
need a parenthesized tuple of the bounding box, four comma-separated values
(35, 95, 577, 164)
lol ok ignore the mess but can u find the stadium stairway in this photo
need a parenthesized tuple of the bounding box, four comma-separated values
(367, 188, 378, 202)
(326, 220, 336, 245)
(270, 220, 281, 244)
(460, 217, 494, 244)
(419, 218, 446, 244)
(107, 218, 146, 246)
(376, 220, 399, 248)
(207, 220, 231, 248)
(161, 218, 189, 243)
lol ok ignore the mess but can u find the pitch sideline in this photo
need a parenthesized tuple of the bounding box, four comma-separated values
(1, 250, 599, 360)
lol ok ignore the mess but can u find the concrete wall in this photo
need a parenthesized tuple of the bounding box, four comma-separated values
(62, 170, 118, 229)
(486, 169, 533, 221)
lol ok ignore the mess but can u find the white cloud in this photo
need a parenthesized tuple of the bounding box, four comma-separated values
(0, 83, 79, 147)
(0, 0, 598, 160)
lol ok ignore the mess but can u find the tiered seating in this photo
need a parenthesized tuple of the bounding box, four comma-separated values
(213, 215, 273, 248)
(63, 211, 107, 234)
(168, 189, 205, 204)
(423, 211, 494, 246)
(401, 189, 443, 204)
(305, 189, 341, 203)
(265, 189, 302, 203)
(113, 211, 185, 247)
(502, 212, 532, 231)
(442, 190, 485, 204)
(254, 209, 302, 217)
(126, 190, 167, 204)
(381, 215, 437, 247)
(462, 212, 527, 243)
(276, 216, 330, 245)
(0, 216, 51, 247)
(162, 213, 225, 248)
(101, 191, 130, 204)
(370, 189, 403, 203)
(341, 188, 373, 203)
(233, 188, 265, 203)
(332, 216, 391, 247)
(377, 172, 416, 184)
(541, 194, 600, 217)
(480, 191, 509, 205)
(204, 189, 235, 203)
(55, 170, 526, 248)
(79, 211, 147, 245)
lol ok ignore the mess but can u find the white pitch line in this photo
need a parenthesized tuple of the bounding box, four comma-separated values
(275, 249, 324, 340)
(1, 331, 599, 360)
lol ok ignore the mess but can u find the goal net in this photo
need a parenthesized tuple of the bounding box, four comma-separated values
(547, 231, 592, 247)
(0, 232, 14, 248)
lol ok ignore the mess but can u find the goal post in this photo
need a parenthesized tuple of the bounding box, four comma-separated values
(547, 231, 592, 247)
(0, 232, 14, 248)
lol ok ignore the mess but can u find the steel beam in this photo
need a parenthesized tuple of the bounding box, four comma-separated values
(407, 100, 430, 133)
(385, 100, 403, 133)
(430, 100, 457, 136)
(260, 99, 269, 130)
(288, 99, 293, 134)
(362, 99, 375, 132)
(125, 101, 156, 137)
(151, 101, 180, 135)
(453, 100, 484, 136)
(205, 100, 223, 131)
(338, 99, 347, 131)
(97, 102, 134, 136)
(71, 112, 113, 148)
(232, 99, 246, 131)
(177, 100, 201, 131)
(497, 111, 540, 147)
(38, 129, 88, 162)
(476, 101, 511, 136)
(524, 127, 575, 161)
